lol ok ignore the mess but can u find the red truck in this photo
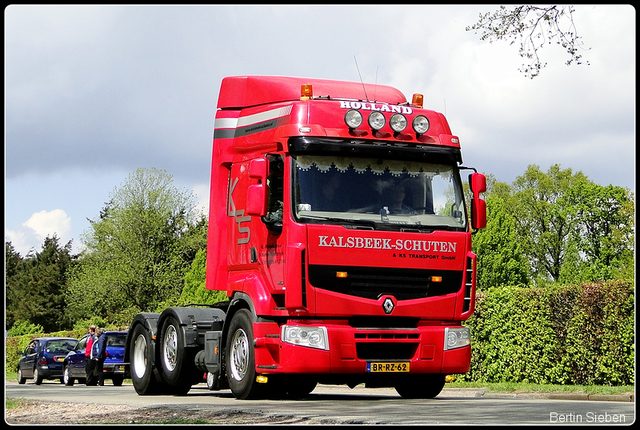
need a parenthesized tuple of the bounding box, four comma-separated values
(125, 75, 487, 399)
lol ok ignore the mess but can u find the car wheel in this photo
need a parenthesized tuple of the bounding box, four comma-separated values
(226, 309, 264, 399)
(63, 366, 74, 386)
(112, 375, 124, 386)
(206, 372, 217, 390)
(130, 323, 161, 395)
(17, 368, 26, 384)
(33, 367, 43, 385)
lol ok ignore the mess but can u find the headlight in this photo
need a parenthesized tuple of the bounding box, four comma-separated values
(368, 111, 386, 130)
(344, 109, 363, 129)
(389, 113, 407, 133)
(281, 325, 329, 350)
(444, 327, 470, 350)
(412, 115, 430, 134)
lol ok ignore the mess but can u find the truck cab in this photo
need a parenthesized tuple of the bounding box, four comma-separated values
(126, 76, 486, 400)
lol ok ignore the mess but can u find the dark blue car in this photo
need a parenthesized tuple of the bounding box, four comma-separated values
(17, 337, 79, 384)
(63, 331, 128, 386)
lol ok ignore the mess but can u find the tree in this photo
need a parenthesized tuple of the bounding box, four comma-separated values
(65, 167, 207, 322)
(489, 164, 634, 286)
(178, 249, 228, 306)
(473, 182, 530, 289)
(466, 5, 590, 78)
(6, 236, 76, 332)
(510, 164, 586, 283)
(567, 182, 634, 282)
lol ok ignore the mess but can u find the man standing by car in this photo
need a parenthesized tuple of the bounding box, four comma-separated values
(85, 325, 96, 386)
(92, 327, 108, 386)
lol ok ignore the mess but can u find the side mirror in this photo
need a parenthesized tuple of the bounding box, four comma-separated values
(469, 172, 487, 230)
(469, 172, 486, 196)
(471, 198, 487, 230)
(246, 158, 269, 217)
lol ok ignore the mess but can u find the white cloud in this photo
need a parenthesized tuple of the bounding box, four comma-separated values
(192, 183, 210, 217)
(6, 209, 73, 256)
(24, 209, 72, 240)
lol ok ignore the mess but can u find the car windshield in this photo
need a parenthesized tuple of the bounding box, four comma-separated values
(106, 334, 127, 347)
(45, 340, 77, 354)
(292, 155, 467, 231)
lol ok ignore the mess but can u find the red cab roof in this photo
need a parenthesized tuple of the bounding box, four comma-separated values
(217, 75, 407, 109)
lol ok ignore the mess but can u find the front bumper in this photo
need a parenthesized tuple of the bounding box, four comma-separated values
(253, 321, 471, 375)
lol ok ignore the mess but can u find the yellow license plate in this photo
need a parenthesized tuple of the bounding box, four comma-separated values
(367, 362, 410, 373)
(55, 357, 65, 362)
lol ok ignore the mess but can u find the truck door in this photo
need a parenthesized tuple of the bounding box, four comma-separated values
(227, 161, 253, 267)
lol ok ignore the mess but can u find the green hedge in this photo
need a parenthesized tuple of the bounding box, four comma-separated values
(8, 281, 633, 386)
(464, 280, 634, 386)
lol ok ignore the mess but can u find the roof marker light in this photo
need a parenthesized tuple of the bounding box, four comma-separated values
(301, 84, 313, 100)
(412, 93, 424, 108)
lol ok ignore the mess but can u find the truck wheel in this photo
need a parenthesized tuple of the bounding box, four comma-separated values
(226, 309, 263, 399)
(130, 323, 161, 395)
(395, 374, 446, 399)
(159, 316, 198, 392)
(63, 366, 74, 386)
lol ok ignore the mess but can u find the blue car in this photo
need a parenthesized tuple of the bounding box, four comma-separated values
(63, 331, 128, 386)
(17, 337, 79, 384)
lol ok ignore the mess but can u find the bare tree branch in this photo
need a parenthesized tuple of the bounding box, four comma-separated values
(466, 5, 590, 79)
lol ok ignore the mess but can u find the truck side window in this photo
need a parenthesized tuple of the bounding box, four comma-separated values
(264, 154, 284, 233)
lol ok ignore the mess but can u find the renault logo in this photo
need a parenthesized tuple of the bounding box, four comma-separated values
(382, 297, 395, 314)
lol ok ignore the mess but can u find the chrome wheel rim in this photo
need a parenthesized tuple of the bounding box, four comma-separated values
(229, 328, 249, 381)
(162, 324, 178, 372)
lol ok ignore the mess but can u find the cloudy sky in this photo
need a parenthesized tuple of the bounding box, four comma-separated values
(5, 5, 635, 256)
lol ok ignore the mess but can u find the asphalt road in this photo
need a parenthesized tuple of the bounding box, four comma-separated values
(5, 380, 635, 425)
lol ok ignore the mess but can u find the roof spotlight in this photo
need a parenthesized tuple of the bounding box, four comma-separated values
(389, 113, 407, 133)
(345, 109, 363, 129)
(368, 111, 386, 130)
(412, 115, 430, 135)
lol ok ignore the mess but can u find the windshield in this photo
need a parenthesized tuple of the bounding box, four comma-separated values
(292, 155, 467, 231)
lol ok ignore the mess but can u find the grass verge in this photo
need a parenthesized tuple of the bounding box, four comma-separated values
(446, 380, 634, 396)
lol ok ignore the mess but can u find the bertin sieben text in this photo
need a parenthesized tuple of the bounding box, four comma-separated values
(318, 236, 457, 253)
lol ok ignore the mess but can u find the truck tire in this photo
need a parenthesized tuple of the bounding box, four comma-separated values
(158, 315, 197, 391)
(394, 374, 446, 399)
(130, 323, 161, 395)
(225, 309, 263, 399)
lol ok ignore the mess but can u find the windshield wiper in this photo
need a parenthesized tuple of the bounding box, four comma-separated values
(299, 214, 379, 229)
